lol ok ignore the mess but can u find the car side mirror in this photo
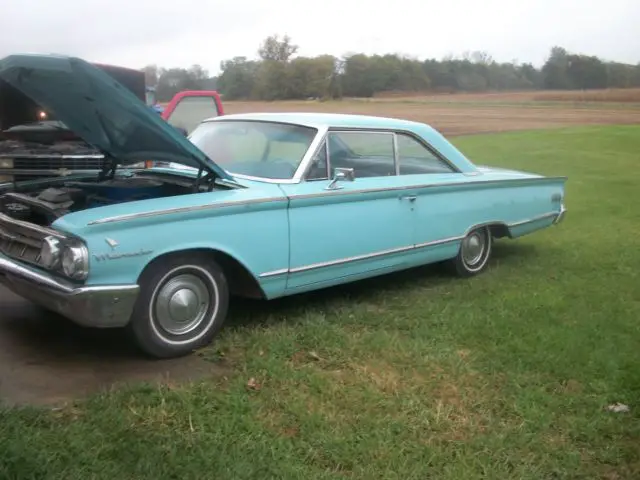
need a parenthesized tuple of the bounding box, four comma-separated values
(326, 167, 355, 190)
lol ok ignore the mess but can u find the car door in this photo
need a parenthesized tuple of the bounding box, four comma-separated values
(279, 129, 419, 292)
(163, 92, 222, 135)
(394, 132, 468, 261)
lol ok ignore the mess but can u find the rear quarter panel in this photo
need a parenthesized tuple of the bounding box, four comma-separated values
(415, 172, 567, 242)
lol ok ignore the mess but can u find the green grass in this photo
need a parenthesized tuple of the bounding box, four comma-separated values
(2, 125, 640, 479)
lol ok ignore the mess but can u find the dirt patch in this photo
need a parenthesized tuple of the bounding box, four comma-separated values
(0, 287, 226, 407)
(224, 100, 640, 136)
(373, 88, 640, 103)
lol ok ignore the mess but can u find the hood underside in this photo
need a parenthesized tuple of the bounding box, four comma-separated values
(0, 54, 231, 180)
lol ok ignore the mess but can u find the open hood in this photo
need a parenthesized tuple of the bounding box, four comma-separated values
(0, 54, 231, 180)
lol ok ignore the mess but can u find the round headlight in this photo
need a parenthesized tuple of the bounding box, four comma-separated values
(61, 243, 89, 280)
(40, 236, 61, 268)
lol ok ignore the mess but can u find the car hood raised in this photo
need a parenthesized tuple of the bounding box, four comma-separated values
(0, 54, 231, 179)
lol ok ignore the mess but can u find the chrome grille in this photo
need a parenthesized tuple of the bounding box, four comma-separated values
(13, 157, 104, 171)
(0, 226, 42, 265)
(0, 214, 61, 267)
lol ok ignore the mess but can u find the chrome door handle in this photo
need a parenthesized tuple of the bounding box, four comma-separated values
(400, 195, 417, 202)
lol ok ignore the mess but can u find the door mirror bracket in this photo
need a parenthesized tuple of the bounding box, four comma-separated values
(325, 167, 355, 190)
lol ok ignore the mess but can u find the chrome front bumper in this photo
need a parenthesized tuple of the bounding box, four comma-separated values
(0, 255, 139, 328)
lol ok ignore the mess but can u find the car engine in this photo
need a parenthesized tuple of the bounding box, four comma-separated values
(0, 176, 183, 226)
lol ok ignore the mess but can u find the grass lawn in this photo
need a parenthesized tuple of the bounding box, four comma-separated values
(1, 125, 639, 479)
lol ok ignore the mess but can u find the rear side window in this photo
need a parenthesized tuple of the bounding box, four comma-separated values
(328, 131, 396, 178)
(397, 133, 455, 174)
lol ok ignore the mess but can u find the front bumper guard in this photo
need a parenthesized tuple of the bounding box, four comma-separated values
(0, 255, 139, 328)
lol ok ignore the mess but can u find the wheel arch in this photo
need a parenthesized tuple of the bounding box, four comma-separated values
(487, 222, 511, 239)
(138, 247, 266, 299)
(460, 221, 510, 239)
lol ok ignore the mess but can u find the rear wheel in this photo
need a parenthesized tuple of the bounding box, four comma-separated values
(127, 253, 229, 358)
(446, 226, 492, 277)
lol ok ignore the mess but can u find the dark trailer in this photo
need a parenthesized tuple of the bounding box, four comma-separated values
(0, 61, 146, 183)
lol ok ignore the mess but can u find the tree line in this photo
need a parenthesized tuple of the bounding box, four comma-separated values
(143, 36, 640, 102)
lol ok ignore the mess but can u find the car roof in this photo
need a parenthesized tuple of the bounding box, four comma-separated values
(204, 112, 428, 130)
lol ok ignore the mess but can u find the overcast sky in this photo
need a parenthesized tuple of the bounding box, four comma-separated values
(1, 0, 638, 75)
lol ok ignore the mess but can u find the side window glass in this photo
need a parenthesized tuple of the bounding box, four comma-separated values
(328, 131, 395, 178)
(166, 96, 219, 135)
(306, 141, 329, 180)
(397, 133, 455, 175)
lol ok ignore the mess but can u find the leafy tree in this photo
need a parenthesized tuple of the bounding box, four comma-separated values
(217, 57, 259, 99)
(150, 37, 640, 101)
(258, 35, 298, 63)
(566, 54, 608, 89)
(542, 46, 572, 89)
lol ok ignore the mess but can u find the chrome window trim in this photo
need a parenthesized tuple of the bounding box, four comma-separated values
(296, 130, 331, 182)
(258, 210, 565, 278)
(229, 173, 300, 185)
(393, 133, 400, 175)
(323, 135, 331, 179)
(298, 127, 463, 181)
(197, 120, 464, 182)
(291, 125, 329, 183)
(310, 129, 397, 181)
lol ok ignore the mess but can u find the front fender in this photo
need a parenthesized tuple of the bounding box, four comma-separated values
(52, 186, 291, 299)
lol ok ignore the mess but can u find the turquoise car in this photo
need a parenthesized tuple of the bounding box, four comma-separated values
(0, 54, 567, 358)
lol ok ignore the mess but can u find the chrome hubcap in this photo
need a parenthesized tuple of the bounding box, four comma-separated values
(154, 273, 210, 335)
(462, 232, 485, 266)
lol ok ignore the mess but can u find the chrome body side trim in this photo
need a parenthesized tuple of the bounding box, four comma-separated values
(0, 254, 139, 328)
(259, 268, 289, 278)
(553, 204, 567, 224)
(262, 234, 464, 277)
(288, 244, 415, 274)
(87, 196, 288, 226)
(287, 176, 568, 201)
(105, 176, 565, 226)
(507, 211, 559, 228)
(257, 209, 565, 278)
(414, 235, 465, 250)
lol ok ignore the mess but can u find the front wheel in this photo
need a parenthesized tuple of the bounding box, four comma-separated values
(127, 253, 229, 358)
(446, 226, 493, 277)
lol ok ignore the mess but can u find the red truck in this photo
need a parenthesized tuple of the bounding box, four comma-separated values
(0, 63, 223, 184)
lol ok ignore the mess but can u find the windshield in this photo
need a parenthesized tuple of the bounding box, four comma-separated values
(188, 120, 317, 180)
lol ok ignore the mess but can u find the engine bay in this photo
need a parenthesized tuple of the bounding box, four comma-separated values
(0, 175, 194, 226)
